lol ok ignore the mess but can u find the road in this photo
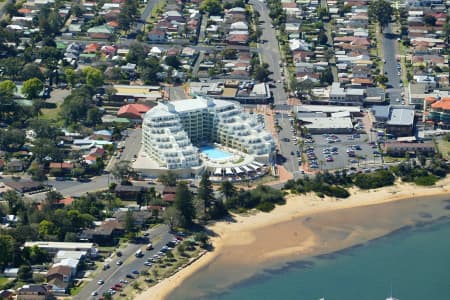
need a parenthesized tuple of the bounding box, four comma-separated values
(382, 23, 403, 105)
(136, 0, 160, 32)
(275, 113, 300, 173)
(75, 225, 174, 300)
(250, 0, 287, 105)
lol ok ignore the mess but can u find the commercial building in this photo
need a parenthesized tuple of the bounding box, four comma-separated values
(371, 105, 415, 137)
(139, 97, 275, 176)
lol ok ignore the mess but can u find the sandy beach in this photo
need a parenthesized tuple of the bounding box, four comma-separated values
(135, 177, 450, 300)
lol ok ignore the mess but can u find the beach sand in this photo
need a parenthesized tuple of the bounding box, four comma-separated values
(135, 178, 450, 300)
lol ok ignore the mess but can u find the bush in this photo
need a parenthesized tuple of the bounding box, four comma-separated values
(354, 170, 395, 189)
(414, 175, 438, 186)
(256, 201, 275, 212)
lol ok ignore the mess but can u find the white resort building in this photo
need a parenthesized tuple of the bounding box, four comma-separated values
(136, 97, 275, 178)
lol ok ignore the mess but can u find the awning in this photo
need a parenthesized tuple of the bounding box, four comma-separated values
(234, 167, 244, 174)
(225, 168, 233, 175)
(213, 168, 222, 175)
(242, 165, 252, 172)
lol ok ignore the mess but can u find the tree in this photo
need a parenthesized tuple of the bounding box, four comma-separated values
(165, 56, 181, 69)
(126, 43, 148, 65)
(200, 0, 222, 15)
(254, 64, 271, 82)
(222, 49, 238, 59)
(0, 128, 25, 152)
(163, 206, 182, 231)
(158, 172, 177, 186)
(319, 68, 333, 85)
(174, 183, 195, 228)
(111, 160, 134, 182)
(368, 0, 393, 32)
(424, 15, 437, 27)
(219, 181, 237, 202)
(124, 211, 136, 234)
(18, 264, 33, 281)
(0, 80, 17, 98)
(83, 67, 104, 87)
(22, 63, 45, 81)
(22, 78, 44, 99)
(39, 220, 59, 237)
(0, 235, 14, 268)
(197, 172, 215, 220)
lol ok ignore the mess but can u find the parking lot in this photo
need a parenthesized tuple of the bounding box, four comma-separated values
(304, 132, 383, 171)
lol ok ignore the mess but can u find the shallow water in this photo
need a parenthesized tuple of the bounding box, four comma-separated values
(168, 195, 450, 300)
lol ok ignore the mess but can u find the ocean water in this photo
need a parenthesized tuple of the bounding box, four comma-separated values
(205, 219, 450, 300)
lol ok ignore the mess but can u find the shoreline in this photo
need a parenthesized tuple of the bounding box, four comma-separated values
(135, 178, 450, 300)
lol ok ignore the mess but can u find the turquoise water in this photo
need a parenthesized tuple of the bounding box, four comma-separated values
(200, 146, 232, 160)
(189, 220, 450, 300)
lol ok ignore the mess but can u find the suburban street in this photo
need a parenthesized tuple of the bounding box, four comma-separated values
(74, 225, 174, 300)
(383, 23, 403, 105)
(135, 0, 160, 32)
(250, 0, 288, 105)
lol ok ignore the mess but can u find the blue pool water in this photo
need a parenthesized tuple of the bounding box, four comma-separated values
(200, 146, 233, 160)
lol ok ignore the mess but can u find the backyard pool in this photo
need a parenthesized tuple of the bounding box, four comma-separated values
(199, 146, 233, 160)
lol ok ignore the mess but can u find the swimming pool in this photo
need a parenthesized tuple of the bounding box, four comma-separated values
(199, 146, 233, 160)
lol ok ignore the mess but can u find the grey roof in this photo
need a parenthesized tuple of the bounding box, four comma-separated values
(371, 105, 390, 120)
(387, 108, 415, 126)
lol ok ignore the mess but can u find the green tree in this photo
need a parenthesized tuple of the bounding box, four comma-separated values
(219, 181, 237, 202)
(21, 63, 45, 81)
(111, 160, 134, 182)
(126, 43, 148, 65)
(197, 173, 215, 220)
(368, 0, 393, 32)
(0, 128, 25, 152)
(254, 64, 271, 82)
(165, 56, 181, 69)
(83, 67, 104, 87)
(22, 78, 44, 99)
(163, 206, 182, 231)
(0, 80, 17, 98)
(0, 235, 15, 268)
(158, 171, 177, 186)
(423, 15, 437, 27)
(319, 68, 333, 85)
(174, 182, 195, 228)
(39, 220, 59, 237)
(124, 211, 136, 233)
(17, 264, 33, 281)
(200, 0, 222, 15)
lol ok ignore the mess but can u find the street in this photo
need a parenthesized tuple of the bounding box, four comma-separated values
(250, 0, 288, 105)
(74, 225, 174, 300)
(382, 23, 403, 105)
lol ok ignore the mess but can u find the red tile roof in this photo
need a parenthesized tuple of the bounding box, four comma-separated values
(117, 104, 151, 119)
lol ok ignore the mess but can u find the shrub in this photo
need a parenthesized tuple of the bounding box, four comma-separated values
(414, 175, 438, 186)
(256, 201, 275, 212)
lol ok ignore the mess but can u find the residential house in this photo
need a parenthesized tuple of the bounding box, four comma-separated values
(80, 219, 124, 245)
(87, 25, 114, 39)
(0, 290, 14, 300)
(148, 29, 167, 43)
(161, 186, 176, 202)
(114, 185, 148, 200)
(7, 159, 23, 172)
(17, 285, 51, 300)
(46, 265, 72, 294)
(114, 210, 151, 227)
(117, 103, 151, 122)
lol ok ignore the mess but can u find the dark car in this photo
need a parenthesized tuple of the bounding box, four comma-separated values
(77, 177, 91, 182)
(126, 274, 134, 279)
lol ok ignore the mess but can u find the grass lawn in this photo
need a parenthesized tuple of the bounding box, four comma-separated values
(41, 103, 61, 120)
(70, 281, 87, 296)
(436, 138, 450, 159)
(0, 277, 10, 289)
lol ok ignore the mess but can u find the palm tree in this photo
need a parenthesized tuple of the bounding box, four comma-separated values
(219, 181, 236, 202)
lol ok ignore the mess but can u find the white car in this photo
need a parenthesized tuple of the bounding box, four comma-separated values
(91, 291, 98, 296)
(97, 280, 104, 285)
(401, 101, 405, 105)
(395, 98, 400, 102)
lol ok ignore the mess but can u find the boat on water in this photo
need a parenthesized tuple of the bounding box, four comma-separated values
(386, 298, 398, 300)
